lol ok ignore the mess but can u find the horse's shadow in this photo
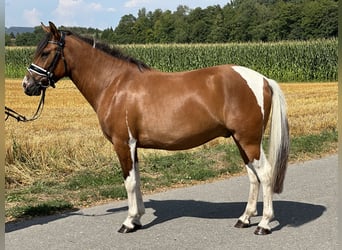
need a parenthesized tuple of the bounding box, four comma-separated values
(6, 199, 326, 233)
(107, 199, 326, 232)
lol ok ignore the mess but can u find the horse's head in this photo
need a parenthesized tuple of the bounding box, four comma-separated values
(22, 22, 67, 96)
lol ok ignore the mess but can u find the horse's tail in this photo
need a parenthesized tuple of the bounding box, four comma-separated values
(267, 79, 290, 194)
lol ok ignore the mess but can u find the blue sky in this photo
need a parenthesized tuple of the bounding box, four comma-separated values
(5, 0, 230, 30)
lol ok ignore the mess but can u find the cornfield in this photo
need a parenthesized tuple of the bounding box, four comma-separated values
(5, 39, 337, 82)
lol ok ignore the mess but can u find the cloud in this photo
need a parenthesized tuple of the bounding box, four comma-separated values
(86, 2, 116, 12)
(53, 0, 82, 26)
(124, 0, 151, 8)
(106, 8, 116, 13)
(53, 0, 116, 27)
(23, 8, 41, 26)
(88, 2, 102, 11)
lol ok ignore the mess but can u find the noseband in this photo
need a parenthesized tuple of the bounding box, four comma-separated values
(27, 31, 67, 88)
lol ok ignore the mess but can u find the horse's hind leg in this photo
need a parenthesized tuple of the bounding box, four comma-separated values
(114, 138, 145, 233)
(251, 149, 274, 235)
(234, 140, 260, 228)
(234, 164, 260, 228)
(234, 139, 274, 235)
(252, 149, 274, 235)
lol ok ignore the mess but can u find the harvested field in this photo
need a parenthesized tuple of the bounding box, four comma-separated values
(5, 80, 337, 185)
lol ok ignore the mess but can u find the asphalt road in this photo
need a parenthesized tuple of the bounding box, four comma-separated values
(5, 155, 338, 250)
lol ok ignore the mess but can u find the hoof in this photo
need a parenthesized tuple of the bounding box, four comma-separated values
(234, 219, 250, 228)
(254, 226, 271, 235)
(117, 223, 142, 233)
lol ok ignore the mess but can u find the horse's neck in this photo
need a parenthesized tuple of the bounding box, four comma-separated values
(66, 43, 130, 111)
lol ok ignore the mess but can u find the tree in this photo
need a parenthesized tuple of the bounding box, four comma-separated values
(5, 33, 12, 46)
(301, 0, 338, 39)
(207, 6, 226, 43)
(228, 0, 272, 41)
(101, 27, 114, 43)
(153, 10, 175, 43)
(133, 8, 154, 43)
(113, 14, 136, 44)
(187, 7, 211, 43)
(173, 5, 190, 43)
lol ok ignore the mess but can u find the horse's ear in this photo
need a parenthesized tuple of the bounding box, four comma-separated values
(48, 21, 61, 40)
(41, 22, 50, 33)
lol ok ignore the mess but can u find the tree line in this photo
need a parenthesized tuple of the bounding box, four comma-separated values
(6, 0, 338, 46)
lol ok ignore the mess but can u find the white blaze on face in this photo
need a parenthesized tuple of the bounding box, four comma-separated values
(22, 76, 28, 89)
(232, 66, 265, 117)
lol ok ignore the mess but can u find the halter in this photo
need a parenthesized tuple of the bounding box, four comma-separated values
(27, 31, 67, 88)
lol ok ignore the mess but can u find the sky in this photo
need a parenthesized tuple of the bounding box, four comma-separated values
(5, 0, 230, 30)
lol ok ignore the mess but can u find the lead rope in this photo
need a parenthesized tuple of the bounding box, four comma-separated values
(5, 89, 46, 122)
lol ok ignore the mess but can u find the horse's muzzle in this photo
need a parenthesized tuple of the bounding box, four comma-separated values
(22, 76, 43, 96)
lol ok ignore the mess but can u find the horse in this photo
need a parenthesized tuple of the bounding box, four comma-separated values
(22, 22, 289, 235)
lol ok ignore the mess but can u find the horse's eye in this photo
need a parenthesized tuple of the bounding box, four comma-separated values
(41, 51, 50, 58)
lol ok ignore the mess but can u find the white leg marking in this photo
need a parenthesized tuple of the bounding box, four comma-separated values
(123, 113, 145, 229)
(232, 66, 265, 117)
(253, 149, 274, 230)
(238, 148, 274, 230)
(238, 165, 260, 224)
(123, 164, 145, 228)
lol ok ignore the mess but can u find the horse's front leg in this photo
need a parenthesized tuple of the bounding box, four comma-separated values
(114, 137, 145, 233)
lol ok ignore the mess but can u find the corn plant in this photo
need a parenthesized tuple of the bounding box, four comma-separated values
(5, 39, 337, 82)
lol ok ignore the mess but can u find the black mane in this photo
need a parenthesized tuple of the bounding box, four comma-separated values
(72, 32, 151, 71)
(37, 30, 150, 71)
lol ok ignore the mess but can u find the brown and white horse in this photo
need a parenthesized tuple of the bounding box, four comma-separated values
(22, 22, 289, 235)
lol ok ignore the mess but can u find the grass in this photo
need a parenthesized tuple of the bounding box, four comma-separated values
(289, 129, 338, 160)
(6, 200, 74, 219)
(5, 80, 337, 222)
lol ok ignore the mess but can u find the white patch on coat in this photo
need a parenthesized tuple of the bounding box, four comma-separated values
(128, 129, 136, 161)
(232, 66, 265, 117)
(126, 109, 137, 161)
